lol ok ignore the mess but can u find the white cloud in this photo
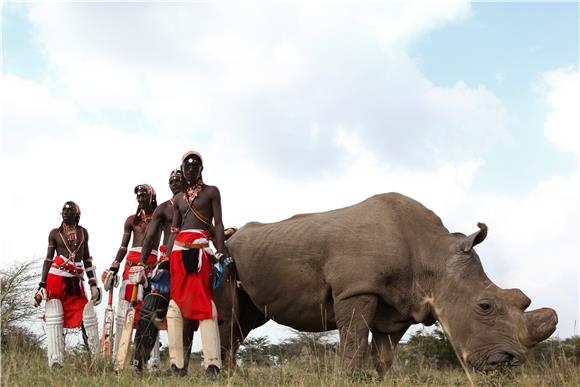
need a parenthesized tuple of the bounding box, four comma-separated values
(1, 75, 77, 151)
(542, 68, 580, 158)
(20, 1, 514, 176)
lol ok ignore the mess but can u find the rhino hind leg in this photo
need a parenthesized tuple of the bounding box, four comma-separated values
(335, 294, 378, 373)
(370, 328, 407, 377)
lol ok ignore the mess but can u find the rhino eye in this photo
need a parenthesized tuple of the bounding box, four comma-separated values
(478, 303, 491, 311)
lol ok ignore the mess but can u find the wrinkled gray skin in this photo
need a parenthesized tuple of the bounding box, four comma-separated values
(216, 193, 557, 375)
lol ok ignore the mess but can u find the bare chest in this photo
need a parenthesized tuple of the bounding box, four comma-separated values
(55, 228, 85, 261)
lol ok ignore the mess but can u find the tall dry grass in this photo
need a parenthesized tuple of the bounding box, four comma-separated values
(2, 341, 579, 387)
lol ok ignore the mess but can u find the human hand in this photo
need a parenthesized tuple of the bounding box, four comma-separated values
(102, 269, 119, 291)
(31, 286, 46, 308)
(128, 265, 147, 287)
(90, 286, 102, 306)
(109, 261, 121, 273)
(209, 263, 224, 289)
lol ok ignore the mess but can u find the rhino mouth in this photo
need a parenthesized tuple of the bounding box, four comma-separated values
(468, 351, 521, 371)
(485, 352, 520, 369)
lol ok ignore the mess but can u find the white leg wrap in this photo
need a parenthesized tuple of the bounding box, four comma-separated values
(45, 299, 65, 367)
(113, 299, 130, 359)
(167, 300, 184, 369)
(147, 334, 161, 369)
(83, 301, 100, 355)
(200, 301, 222, 369)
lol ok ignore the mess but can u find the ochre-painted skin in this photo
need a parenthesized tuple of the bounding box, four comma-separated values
(215, 193, 558, 375)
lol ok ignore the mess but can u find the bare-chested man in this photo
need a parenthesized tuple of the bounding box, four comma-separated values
(102, 184, 159, 359)
(163, 150, 229, 377)
(32, 201, 102, 368)
(132, 169, 185, 371)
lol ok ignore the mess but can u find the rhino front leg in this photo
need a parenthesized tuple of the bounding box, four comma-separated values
(335, 294, 378, 372)
(371, 328, 407, 377)
(219, 287, 268, 371)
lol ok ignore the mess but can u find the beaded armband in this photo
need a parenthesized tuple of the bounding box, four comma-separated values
(170, 227, 181, 233)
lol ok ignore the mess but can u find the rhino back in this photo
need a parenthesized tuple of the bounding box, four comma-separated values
(228, 192, 449, 328)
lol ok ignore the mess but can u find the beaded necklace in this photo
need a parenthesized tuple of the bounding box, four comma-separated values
(185, 179, 211, 227)
(58, 224, 85, 260)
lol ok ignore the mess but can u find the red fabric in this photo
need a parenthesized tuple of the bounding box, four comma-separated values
(46, 256, 87, 328)
(170, 230, 214, 320)
(121, 250, 157, 326)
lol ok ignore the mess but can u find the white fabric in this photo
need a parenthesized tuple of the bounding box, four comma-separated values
(129, 246, 158, 256)
(200, 301, 222, 369)
(167, 300, 184, 369)
(48, 259, 83, 277)
(45, 299, 65, 367)
(83, 301, 100, 355)
(113, 299, 129, 360)
(172, 229, 214, 272)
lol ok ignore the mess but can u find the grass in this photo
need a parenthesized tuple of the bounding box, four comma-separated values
(2, 344, 579, 387)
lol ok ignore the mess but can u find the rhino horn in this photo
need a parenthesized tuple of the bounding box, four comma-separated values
(503, 288, 532, 311)
(460, 222, 488, 253)
(525, 308, 558, 345)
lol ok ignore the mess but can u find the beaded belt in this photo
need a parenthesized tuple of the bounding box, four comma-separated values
(175, 241, 209, 249)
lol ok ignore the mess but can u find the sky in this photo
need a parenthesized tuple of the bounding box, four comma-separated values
(1, 1, 578, 352)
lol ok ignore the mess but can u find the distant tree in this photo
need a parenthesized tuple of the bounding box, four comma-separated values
(528, 336, 580, 366)
(270, 330, 338, 365)
(401, 323, 459, 368)
(238, 336, 274, 366)
(0, 259, 44, 352)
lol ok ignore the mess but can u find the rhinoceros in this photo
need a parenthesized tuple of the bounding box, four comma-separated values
(215, 193, 557, 375)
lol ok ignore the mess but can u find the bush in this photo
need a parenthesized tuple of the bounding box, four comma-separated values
(399, 323, 460, 369)
(0, 259, 44, 353)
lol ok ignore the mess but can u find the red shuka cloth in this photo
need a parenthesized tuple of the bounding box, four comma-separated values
(46, 256, 87, 328)
(170, 230, 214, 320)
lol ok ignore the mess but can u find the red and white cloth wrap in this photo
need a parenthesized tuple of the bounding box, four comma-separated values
(159, 245, 169, 263)
(46, 255, 87, 328)
(120, 247, 158, 324)
(170, 229, 217, 321)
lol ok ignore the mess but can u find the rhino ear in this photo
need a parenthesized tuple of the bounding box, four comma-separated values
(460, 223, 488, 253)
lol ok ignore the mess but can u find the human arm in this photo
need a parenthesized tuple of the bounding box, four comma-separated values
(32, 230, 57, 306)
(164, 198, 182, 259)
(82, 229, 102, 305)
(81, 229, 97, 286)
(39, 230, 57, 287)
(139, 207, 163, 264)
(111, 216, 133, 270)
(211, 187, 226, 257)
